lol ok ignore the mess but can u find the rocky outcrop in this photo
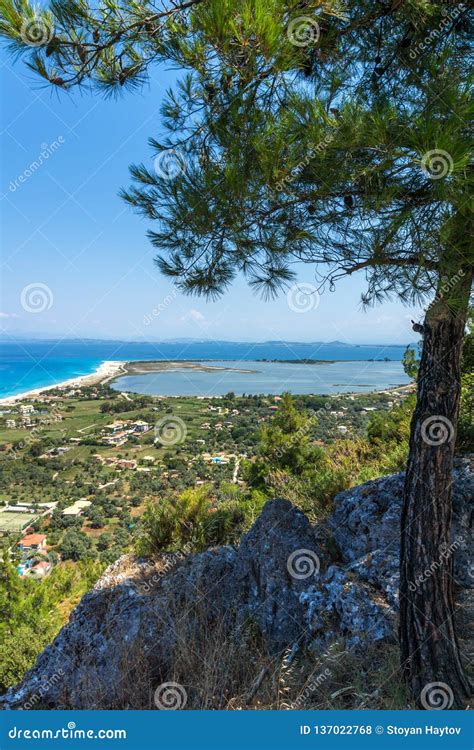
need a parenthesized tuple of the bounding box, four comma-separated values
(299, 465, 472, 655)
(328, 467, 472, 599)
(1, 468, 472, 709)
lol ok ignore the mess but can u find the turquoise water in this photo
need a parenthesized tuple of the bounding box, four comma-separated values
(0, 340, 410, 398)
(111, 359, 410, 397)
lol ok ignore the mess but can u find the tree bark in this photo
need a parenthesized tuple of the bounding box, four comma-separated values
(400, 268, 473, 709)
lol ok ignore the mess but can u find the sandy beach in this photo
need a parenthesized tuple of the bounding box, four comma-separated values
(0, 360, 257, 405)
(122, 360, 257, 375)
(0, 361, 126, 406)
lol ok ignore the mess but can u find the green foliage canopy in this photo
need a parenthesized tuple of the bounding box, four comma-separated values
(1, 1, 471, 305)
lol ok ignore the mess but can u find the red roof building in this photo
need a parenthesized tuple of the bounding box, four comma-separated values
(18, 533, 47, 550)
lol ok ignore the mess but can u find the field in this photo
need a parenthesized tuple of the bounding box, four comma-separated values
(0, 512, 37, 533)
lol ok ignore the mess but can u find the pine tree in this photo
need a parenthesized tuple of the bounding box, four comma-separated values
(1, 0, 472, 707)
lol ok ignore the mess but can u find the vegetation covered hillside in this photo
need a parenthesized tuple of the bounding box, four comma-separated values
(0, 344, 471, 695)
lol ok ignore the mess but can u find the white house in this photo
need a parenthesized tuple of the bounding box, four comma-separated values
(19, 404, 35, 416)
(107, 420, 129, 433)
(102, 431, 128, 447)
(63, 499, 92, 517)
(132, 420, 151, 433)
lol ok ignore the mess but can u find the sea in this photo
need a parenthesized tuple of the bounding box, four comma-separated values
(0, 339, 411, 399)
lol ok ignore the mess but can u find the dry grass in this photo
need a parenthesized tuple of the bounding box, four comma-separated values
(140, 603, 408, 710)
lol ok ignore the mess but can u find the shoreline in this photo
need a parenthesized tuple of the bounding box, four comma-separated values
(0, 361, 127, 406)
(0, 360, 258, 404)
(119, 360, 258, 376)
(0, 358, 413, 405)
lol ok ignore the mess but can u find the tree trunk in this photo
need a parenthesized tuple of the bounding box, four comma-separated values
(400, 269, 472, 709)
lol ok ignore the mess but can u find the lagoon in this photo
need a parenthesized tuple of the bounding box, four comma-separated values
(111, 359, 410, 397)
(0, 340, 410, 398)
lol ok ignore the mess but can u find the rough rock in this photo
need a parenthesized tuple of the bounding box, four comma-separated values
(1, 470, 472, 710)
(328, 466, 473, 597)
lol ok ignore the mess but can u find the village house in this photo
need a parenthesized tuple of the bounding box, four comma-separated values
(6, 419, 16, 428)
(62, 499, 92, 517)
(131, 420, 151, 433)
(18, 533, 47, 553)
(102, 431, 128, 447)
(107, 420, 129, 433)
(19, 404, 35, 416)
(28, 560, 53, 578)
(46, 446, 70, 457)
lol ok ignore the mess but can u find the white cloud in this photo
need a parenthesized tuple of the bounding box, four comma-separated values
(181, 309, 206, 323)
(0, 312, 20, 319)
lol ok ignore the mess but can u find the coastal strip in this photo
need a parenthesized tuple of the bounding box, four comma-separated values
(0, 360, 258, 405)
(0, 359, 414, 405)
(0, 361, 127, 406)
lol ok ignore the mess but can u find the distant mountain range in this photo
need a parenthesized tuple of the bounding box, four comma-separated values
(0, 334, 414, 348)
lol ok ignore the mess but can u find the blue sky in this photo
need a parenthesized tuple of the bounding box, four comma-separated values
(1, 54, 422, 344)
